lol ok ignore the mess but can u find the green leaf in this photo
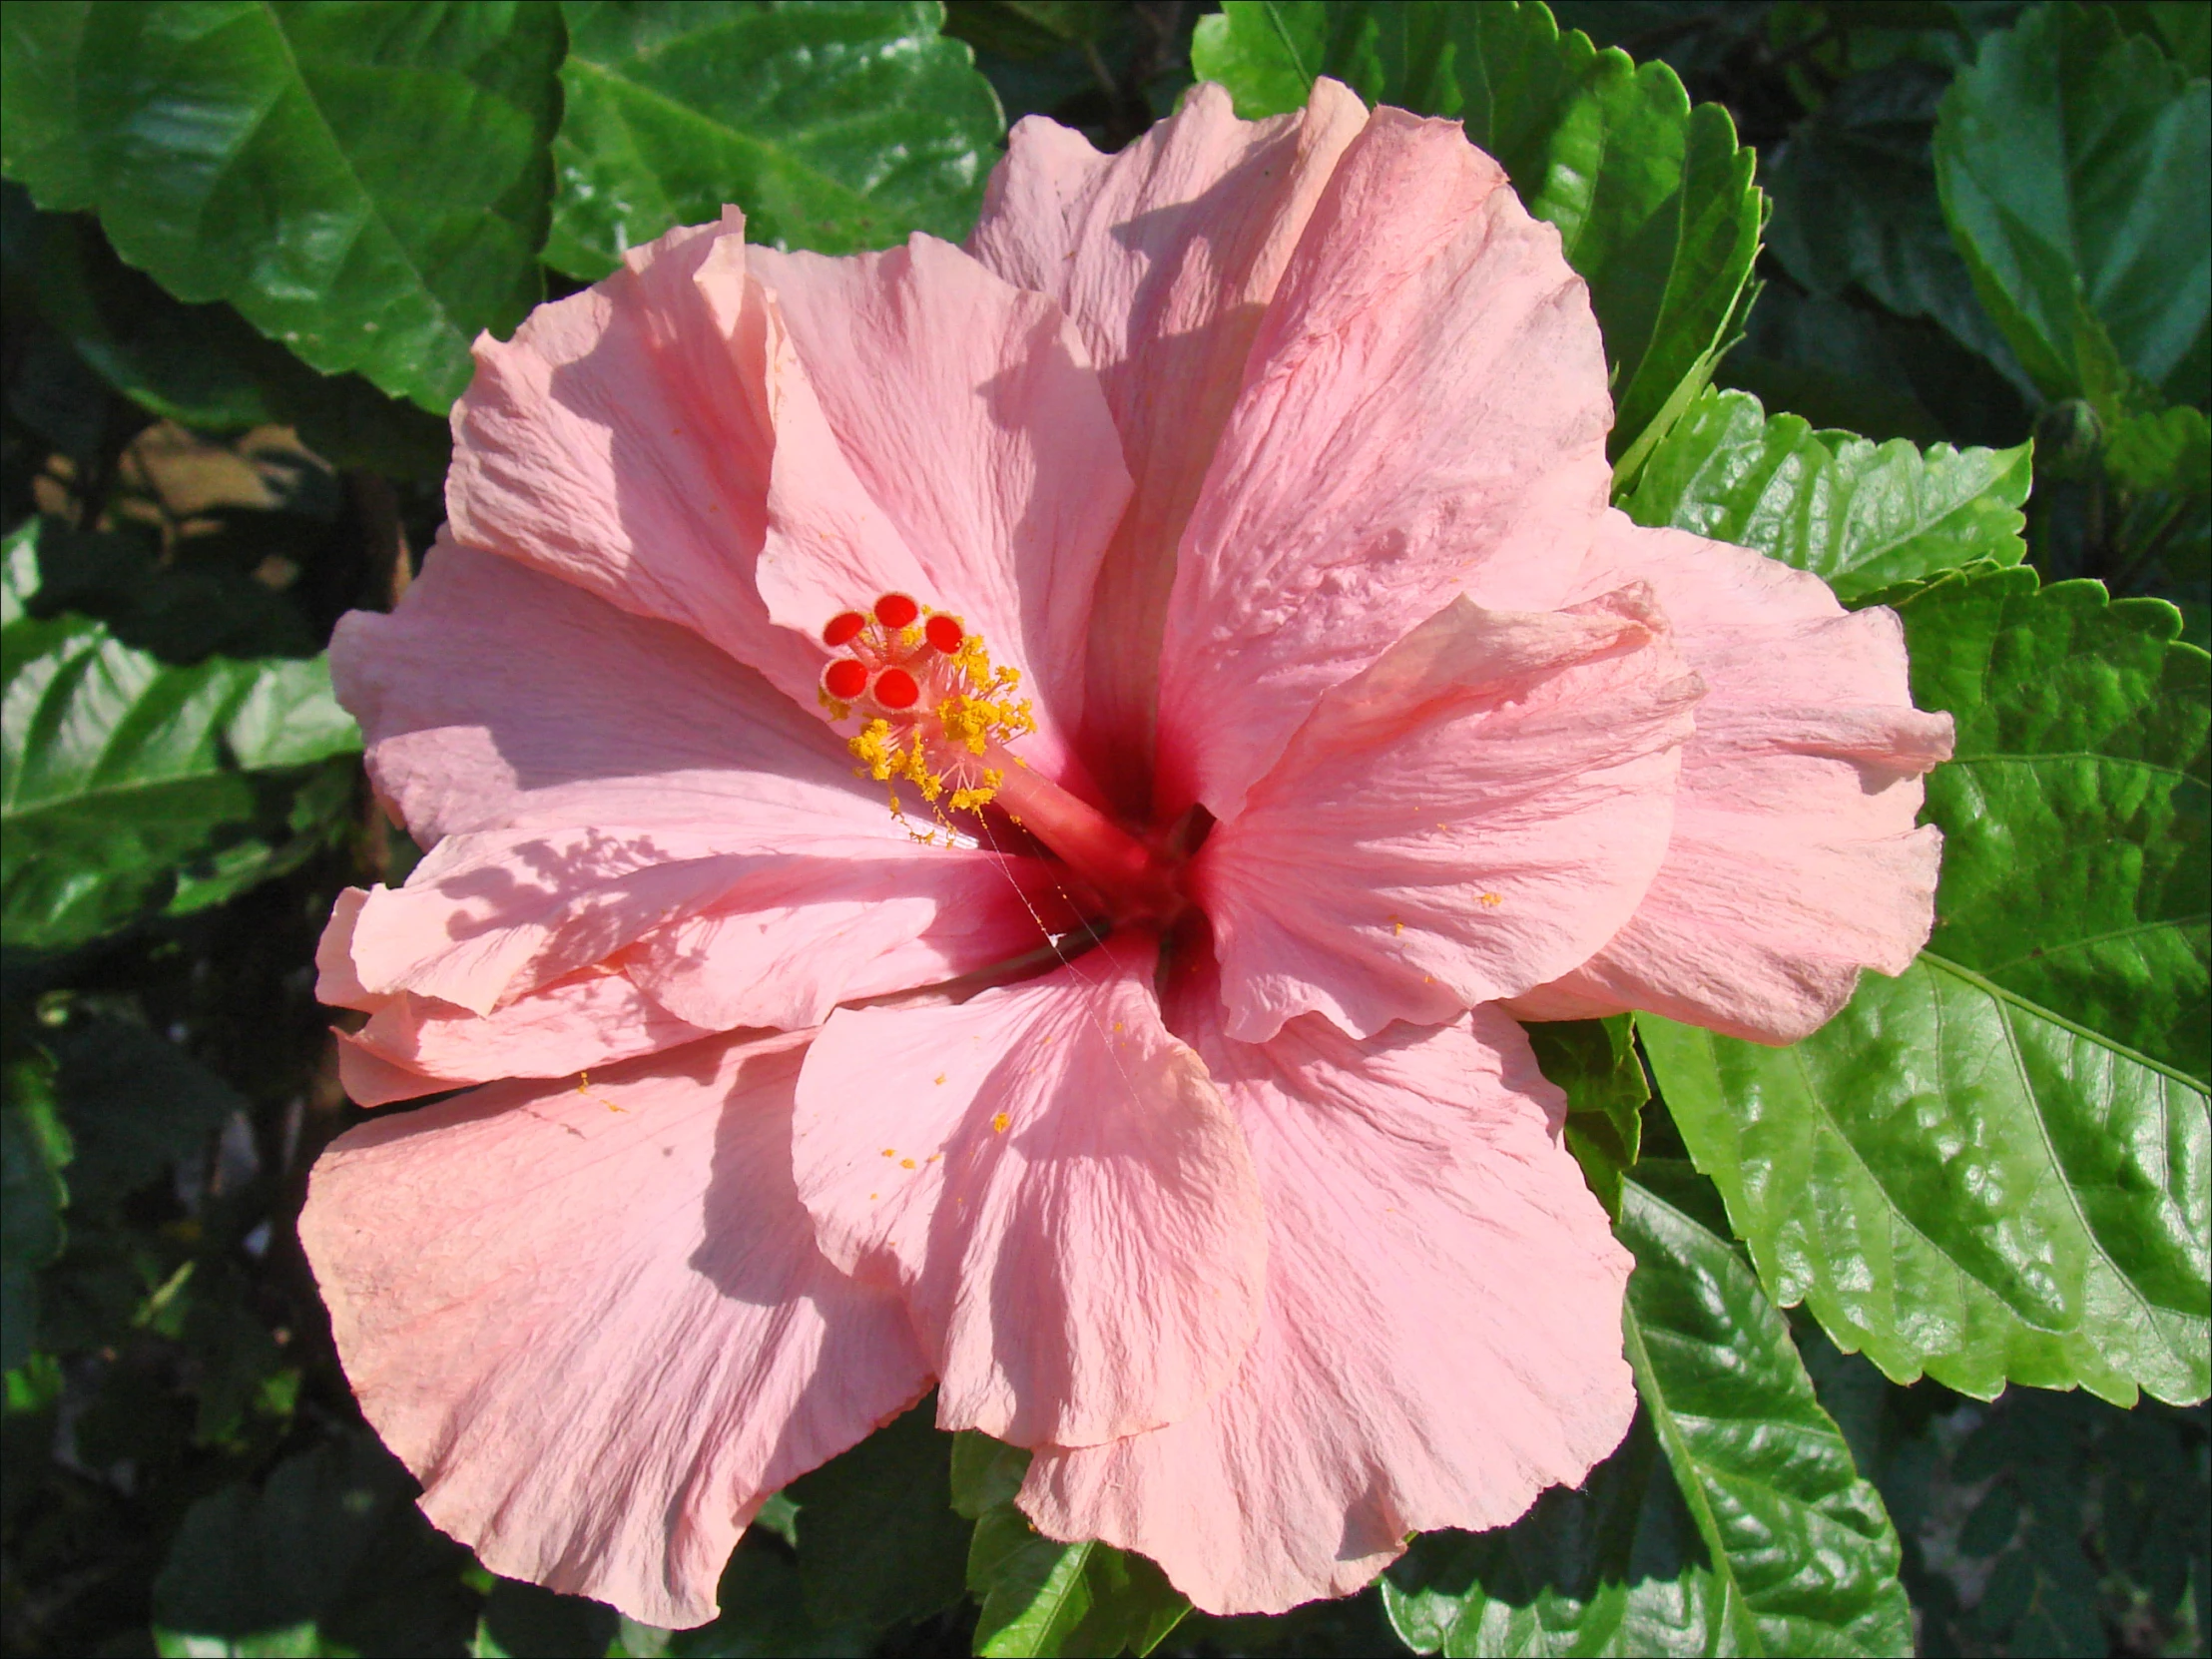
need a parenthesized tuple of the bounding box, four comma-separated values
(1620, 386, 2031, 602)
(473, 1579, 619, 1659)
(2114, 0, 2212, 77)
(545, 1, 1005, 282)
(950, 1426, 1032, 1520)
(44, 1011, 236, 1213)
(1644, 564, 2211, 1406)
(155, 1431, 477, 1656)
(1, 519, 362, 952)
(1528, 1015, 1646, 1218)
(1382, 1169, 1912, 1657)
(12, 192, 449, 478)
(0, 1031, 68, 1373)
(1935, 2, 2212, 411)
(1901, 566, 2210, 1078)
(785, 1395, 969, 1631)
(1763, 64, 2033, 397)
(2106, 402, 2212, 499)
(1, 1, 563, 413)
(659, 1544, 875, 1658)
(1189, 1, 1761, 480)
(968, 1506, 1190, 1658)
(949, 1427, 1191, 1656)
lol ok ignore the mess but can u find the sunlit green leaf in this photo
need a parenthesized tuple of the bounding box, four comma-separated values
(1645, 565, 2210, 1404)
(1189, 0, 1761, 480)
(1383, 1168, 1912, 1656)
(1935, 2, 2211, 411)
(0, 1, 562, 413)
(1, 520, 361, 952)
(1620, 387, 2030, 602)
(546, 0, 1004, 281)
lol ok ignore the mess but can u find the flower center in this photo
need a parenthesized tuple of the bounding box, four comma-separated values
(818, 594, 1186, 927)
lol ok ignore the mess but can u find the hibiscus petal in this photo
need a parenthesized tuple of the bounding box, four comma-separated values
(1511, 521, 1953, 1041)
(791, 935, 1266, 1447)
(1153, 107, 1614, 821)
(328, 542, 1056, 1029)
(1196, 586, 1702, 1042)
(299, 1033, 930, 1628)
(968, 80, 1368, 813)
(335, 967, 719, 1106)
(748, 236, 1132, 783)
(444, 211, 821, 700)
(1021, 993, 1634, 1614)
(345, 828, 766, 1015)
(618, 855, 1069, 1033)
(339, 539, 906, 843)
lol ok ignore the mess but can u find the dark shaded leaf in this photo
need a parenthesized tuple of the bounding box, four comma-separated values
(786, 1395, 970, 1631)
(1529, 1015, 1646, 1218)
(0, 1028, 67, 1371)
(12, 194, 449, 479)
(153, 1432, 475, 1652)
(1764, 62, 2032, 396)
(1935, 2, 2211, 410)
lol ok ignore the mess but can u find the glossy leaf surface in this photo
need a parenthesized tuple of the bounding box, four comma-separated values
(1621, 388, 2030, 603)
(1935, 2, 2211, 409)
(1190, 0, 1761, 478)
(950, 1430, 1190, 1657)
(1, 522, 360, 953)
(1383, 1170, 1911, 1657)
(546, 0, 1004, 280)
(0, 1, 562, 413)
(1646, 565, 2211, 1405)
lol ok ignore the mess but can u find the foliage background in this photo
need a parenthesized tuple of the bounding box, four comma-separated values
(1, 3, 2205, 1656)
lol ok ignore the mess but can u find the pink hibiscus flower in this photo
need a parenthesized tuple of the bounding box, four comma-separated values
(300, 82, 1953, 1626)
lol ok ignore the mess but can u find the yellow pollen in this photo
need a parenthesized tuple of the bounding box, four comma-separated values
(991, 1112, 1011, 1134)
(900, 1158, 916, 1170)
(830, 618, 1034, 828)
(1480, 892, 1502, 907)
(881, 1148, 895, 1157)
(934, 1073, 946, 1085)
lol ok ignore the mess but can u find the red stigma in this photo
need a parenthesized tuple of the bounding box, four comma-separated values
(924, 614, 964, 653)
(873, 592, 920, 629)
(873, 667, 921, 710)
(823, 659, 869, 700)
(823, 611, 866, 648)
